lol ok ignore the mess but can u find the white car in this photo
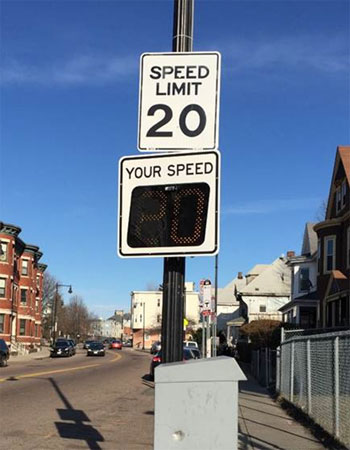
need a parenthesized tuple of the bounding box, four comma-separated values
(183, 340, 198, 349)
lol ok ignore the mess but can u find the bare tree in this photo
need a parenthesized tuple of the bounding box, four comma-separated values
(59, 295, 97, 339)
(42, 272, 61, 340)
(315, 199, 327, 222)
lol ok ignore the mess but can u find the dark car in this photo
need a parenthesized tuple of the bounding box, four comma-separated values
(0, 339, 10, 367)
(150, 341, 161, 354)
(149, 348, 196, 380)
(56, 338, 76, 355)
(83, 340, 95, 350)
(87, 342, 105, 357)
(50, 340, 74, 357)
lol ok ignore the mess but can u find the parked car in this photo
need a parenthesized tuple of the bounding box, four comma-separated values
(150, 341, 161, 354)
(149, 348, 196, 380)
(122, 340, 132, 347)
(183, 340, 198, 349)
(83, 340, 95, 350)
(0, 339, 10, 367)
(109, 339, 122, 350)
(87, 342, 105, 357)
(50, 340, 74, 357)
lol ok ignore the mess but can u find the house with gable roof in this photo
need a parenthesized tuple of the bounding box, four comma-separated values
(238, 256, 292, 323)
(313, 146, 350, 328)
(280, 223, 319, 327)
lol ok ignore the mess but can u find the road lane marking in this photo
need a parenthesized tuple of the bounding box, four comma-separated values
(0, 352, 122, 382)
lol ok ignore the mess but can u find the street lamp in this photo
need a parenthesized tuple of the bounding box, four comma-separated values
(51, 283, 72, 343)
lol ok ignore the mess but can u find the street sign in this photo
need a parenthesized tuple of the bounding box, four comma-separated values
(118, 151, 220, 257)
(138, 52, 221, 151)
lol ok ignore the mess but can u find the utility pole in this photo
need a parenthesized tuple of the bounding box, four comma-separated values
(142, 302, 145, 350)
(161, 0, 194, 364)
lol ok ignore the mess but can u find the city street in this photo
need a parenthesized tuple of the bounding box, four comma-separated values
(0, 348, 154, 450)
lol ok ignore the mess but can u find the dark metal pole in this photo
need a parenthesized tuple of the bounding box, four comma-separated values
(161, 0, 194, 365)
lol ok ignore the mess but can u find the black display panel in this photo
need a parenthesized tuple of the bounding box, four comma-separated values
(127, 183, 210, 248)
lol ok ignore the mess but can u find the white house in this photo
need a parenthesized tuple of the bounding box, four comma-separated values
(130, 282, 200, 349)
(238, 257, 292, 323)
(280, 223, 319, 327)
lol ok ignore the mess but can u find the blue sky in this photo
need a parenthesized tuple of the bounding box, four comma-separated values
(1, 0, 349, 318)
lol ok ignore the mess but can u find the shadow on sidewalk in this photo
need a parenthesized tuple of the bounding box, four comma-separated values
(49, 377, 104, 450)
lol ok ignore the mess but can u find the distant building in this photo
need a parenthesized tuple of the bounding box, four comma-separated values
(0, 222, 47, 351)
(130, 282, 200, 349)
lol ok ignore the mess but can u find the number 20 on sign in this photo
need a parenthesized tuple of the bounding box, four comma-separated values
(138, 52, 221, 151)
(118, 151, 220, 257)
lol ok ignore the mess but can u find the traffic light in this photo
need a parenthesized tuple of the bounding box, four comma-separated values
(127, 182, 210, 248)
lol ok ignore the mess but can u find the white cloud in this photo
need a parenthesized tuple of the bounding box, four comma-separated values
(222, 197, 321, 215)
(221, 34, 348, 74)
(1, 54, 137, 86)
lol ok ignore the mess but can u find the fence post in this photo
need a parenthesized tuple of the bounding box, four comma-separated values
(334, 336, 339, 438)
(307, 339, 312, 415)
(257, 349, 260, 381)
(265, 348, 268, 387)
(290, 341, 294, 402)
(281, 327, 285, 343)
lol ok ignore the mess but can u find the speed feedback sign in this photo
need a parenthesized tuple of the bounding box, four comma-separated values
(138, 52, 221, 151)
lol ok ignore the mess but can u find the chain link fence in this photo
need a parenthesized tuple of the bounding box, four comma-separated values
(277, 330, 350, 448)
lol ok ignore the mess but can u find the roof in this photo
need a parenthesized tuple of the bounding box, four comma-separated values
(240, 257, 291, 296)
(217, 276, 246, 305)
(339, 146, 350, 185)
(326, 270, 349, 297)
(246, 264, 270, 276)
(326, 146, 350, 219)
(301, 222, 317, 256)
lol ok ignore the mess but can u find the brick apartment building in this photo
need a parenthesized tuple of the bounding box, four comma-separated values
(0, 222, 47, 350)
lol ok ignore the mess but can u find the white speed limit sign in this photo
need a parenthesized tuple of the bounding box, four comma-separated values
(138, 52, 221, 151)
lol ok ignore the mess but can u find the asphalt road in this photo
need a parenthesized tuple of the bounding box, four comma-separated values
(0, 347, 154, 450)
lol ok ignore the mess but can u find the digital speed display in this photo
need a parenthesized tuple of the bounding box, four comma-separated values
(127, 183, 210, 248)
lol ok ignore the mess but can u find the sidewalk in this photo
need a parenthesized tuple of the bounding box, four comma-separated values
(238, 366, 325, 450)
(9, 346, 51, 363)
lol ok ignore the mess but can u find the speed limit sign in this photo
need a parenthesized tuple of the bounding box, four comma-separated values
(138, 52, 221, 152)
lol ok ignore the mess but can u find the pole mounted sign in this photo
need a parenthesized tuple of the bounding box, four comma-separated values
(118, 151, 220, 257)
(138, 52, 221, 151)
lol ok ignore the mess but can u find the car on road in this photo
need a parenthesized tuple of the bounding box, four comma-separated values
(50, 340, 74, 357)
(109, 339, 122, 350)
(83, 339, 95, 350)
(149, 347, 197, 380)
(122, 340, 132, 347)
(150, 341, 161, 354)
(87, 342, 105, 357)
(0, 339, 10, 367)
(56, 338, 76, 355)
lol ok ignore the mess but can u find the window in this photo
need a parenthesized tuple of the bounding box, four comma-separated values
(0, 314, 4, 333)
(140, 314, 142, 322)
(341, 180, 347, 208)
(335, 187, 342, 214)
(36, 275, 40, 288)
(0, 278, 6, 298)
(324, 236, 336, 272)
(157, 314, 161, 323)
(157, 299, 161, 307)
(22, 260, 28, 276)
(19, 319, 26, 336)
(0, 242, 7, 261)
(299, 268, 311, 292)
(35, 299, 39, 311)
(259, 305, 266, 313)
(21, 289, 27, 304)
(317, 239, 322, 274)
